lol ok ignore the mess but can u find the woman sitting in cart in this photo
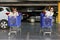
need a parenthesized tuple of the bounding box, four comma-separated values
(45, 7, 54, 27)
(8, 7, 22, 36)
(8, 7, 19, 17)
(8, 7, 22, 27)
(45, 7, 54, 18)
(41, 7, 54, 28)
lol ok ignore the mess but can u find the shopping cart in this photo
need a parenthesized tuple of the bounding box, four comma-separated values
(8, 14, 22, 36)
(40, 13, 53, 36)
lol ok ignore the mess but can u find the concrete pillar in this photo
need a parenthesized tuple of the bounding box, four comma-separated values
(58, 2, 60, 34)
(58, 2, 60, 24)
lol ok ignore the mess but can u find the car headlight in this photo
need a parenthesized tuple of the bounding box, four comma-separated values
(30, 18, 35, 23)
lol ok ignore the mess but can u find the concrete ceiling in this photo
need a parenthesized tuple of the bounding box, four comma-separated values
(0, 0, 58, 6)
(0, 3, 57, 6)
(0, 0, 60, 2)
(27, 0, 60, 1)
(0, 0, 25, 2)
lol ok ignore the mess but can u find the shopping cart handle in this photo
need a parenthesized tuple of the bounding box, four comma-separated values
(18, 12, 22, 16)
(44, 17, 46, 18)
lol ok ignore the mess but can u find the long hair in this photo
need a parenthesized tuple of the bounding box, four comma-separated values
(42, 7, 46, 14)
(11, 7, 17, 12)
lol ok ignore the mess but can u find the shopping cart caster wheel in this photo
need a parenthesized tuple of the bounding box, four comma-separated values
(41, 32, 44, 36)
(13, 31, 17, 34)
(19, 28, 21, 35)
(20, 28, 21, 33)
(43, 32, 52, 37)
(8, 33, 11, 36)
(8, 36, 11, 39)
(40, 30, 42, 33)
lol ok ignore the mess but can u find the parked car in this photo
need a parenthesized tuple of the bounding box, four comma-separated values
(0, 7, 11, 29)
(28, 16, 40, 23)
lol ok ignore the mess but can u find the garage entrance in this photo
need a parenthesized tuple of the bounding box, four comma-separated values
(0, 1, 60, 40)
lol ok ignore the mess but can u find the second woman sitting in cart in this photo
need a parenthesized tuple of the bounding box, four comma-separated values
(8, 7, 19, 18)
(45, 7, 54, 27)
(45, 7, 54, 18)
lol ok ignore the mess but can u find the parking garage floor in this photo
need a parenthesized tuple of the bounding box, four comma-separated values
(0, 22, 60, 40)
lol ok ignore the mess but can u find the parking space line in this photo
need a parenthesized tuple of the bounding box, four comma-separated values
(26, 32, 30, 40)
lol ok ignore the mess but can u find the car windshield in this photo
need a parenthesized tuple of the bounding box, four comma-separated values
(6, 8, 11, 12)
(0, 8, 3, 12)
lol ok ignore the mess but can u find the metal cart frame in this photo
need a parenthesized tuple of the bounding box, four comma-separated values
(40, 13, 53, 36)
(8, 15, 22, 36)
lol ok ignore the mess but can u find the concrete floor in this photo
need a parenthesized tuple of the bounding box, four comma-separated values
(0, 22, 60, 40)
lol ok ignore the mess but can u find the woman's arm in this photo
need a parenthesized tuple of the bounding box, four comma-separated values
(50, 12, 54, 16)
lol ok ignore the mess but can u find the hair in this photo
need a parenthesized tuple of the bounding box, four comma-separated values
(42, 8, 46, 14)
(11, 7, 17, 12)
(49, 7, 54, 10)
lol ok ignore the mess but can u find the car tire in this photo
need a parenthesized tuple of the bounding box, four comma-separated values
(0, 20, 9, 29)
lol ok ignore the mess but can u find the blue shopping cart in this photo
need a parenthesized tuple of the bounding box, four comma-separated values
(41, 16, 53, 28)
(40, 12, 53, 36)
(8, 13, 22, 36)
(8, 15, 22, 27)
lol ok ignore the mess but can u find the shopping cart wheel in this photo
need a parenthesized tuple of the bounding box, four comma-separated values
(0, 20, 9, 29)
(40, 30, 42, 33)
(19, 28, 21, 35)
(8, 32, 11, 36)
(39, 29, 43, 36)
(43, 32, 51, 36)
(20, 28, 21, 33)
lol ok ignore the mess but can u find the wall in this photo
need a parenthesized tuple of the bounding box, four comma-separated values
(0, 0, 60, 2)
(0, 0, 24, 2)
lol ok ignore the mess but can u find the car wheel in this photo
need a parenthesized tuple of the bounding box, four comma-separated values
(0, 20, 8, 29)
